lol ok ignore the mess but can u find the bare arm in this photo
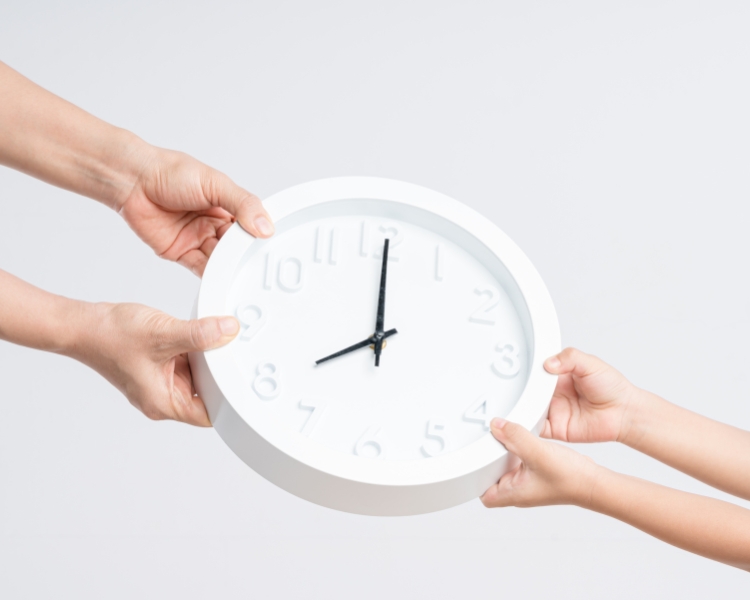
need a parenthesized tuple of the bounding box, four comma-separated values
(0, 268, 83, 353)
(591, 467, 750, 571)
(0, 60, 273, 276)
(0, 60, 144, 207)
(482, 419, 750, 572)
(622, 391, 750, 501)
(0, 268, 238, 426)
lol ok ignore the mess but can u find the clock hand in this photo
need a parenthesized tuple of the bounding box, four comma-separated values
(315, 328, 398, 366)
(374, 238, 389, 367)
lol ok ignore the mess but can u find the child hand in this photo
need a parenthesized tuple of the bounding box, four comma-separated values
(542, 348, 642, 444)
(70, 302, 239, 426)
(481, 418, 600, 508)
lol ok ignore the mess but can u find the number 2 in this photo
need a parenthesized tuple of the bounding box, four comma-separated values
(361, 222, 403, 261)
(469, 287, 500, 325)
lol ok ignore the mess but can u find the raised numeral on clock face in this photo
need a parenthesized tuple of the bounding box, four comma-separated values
(314, 226, 339, 265)
(299, 399, 326, 436)
(491, 343, 521, 378)
(469, 287, 500, 325)
(421, 418, 447, 457)
(236, 303, 266, 341)
(463, 394, 493, 430)
(354, 425, 386, 458)
(360, 222, 403, 261)
(253, 361, 282, 400)
(264, 252, 304, 293)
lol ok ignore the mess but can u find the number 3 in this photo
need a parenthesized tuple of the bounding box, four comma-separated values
(491, 343, 521, 378)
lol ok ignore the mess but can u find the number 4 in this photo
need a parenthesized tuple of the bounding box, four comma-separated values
(463, 395, 494, 430)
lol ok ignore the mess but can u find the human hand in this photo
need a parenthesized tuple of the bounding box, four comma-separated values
(70, 302, 240, 426)
(481, 418, 600, 508)
(117, 147, 274, 277)
(541, 348, 643, 444)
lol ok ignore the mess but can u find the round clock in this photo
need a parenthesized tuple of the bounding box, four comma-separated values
(189, 177, 560, 516)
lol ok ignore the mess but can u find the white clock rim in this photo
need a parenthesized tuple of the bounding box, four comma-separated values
(196, 177, 560, 490)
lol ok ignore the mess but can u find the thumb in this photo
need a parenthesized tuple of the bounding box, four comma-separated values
(490, 418, 543, 467)
(204, 171, 275, 239)
(543, 347, 603, 378)
(161, 315, 240, 355)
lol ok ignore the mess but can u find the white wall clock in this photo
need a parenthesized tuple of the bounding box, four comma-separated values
(189, 177, 560, 516)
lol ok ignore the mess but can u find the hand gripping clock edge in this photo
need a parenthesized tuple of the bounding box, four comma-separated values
(314, 238, 398, 366)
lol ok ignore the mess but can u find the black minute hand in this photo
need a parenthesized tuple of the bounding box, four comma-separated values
(373, 238, 390, 366)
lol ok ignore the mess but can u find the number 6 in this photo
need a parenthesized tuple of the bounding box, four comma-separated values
(354, 425, 386, 458)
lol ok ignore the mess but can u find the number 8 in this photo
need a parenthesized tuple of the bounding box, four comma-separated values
(253, 362, 281, 400)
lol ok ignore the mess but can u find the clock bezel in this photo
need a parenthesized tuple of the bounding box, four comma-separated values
(190, 177, 560, 515)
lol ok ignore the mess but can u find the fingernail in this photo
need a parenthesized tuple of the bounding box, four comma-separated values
(491, 418, 507, 430)
(545, 357, 561, 370)
(254, 215, 274, 237)
(219, 317, 239, 336)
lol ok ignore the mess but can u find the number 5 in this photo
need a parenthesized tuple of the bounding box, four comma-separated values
(421, 418, 447, 457)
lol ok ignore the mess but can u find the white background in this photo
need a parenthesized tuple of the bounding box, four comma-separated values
(1, 1, 749, 598)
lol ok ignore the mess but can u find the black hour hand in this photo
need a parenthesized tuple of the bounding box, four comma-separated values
(315, 328, 398, 366)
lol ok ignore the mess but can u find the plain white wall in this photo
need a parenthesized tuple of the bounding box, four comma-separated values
(1, 1, 749, 598)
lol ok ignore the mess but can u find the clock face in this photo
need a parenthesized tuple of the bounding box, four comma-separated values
(226, 205, 529, 461)
(192, 178, 559, 516)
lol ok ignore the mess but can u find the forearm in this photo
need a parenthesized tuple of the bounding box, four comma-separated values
(0, 61, 152, 208)
(586, 467, 750, 571)
(0, 269, 91, 354)
(621, 391, 750, 501)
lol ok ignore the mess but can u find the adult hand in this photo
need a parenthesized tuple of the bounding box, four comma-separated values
(117, 147, 275, 277)
(71, 302, 240, 426)
(0, 62, 274, 275)
(481, 418, 600, 508)
(542, 347, 643, 444)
